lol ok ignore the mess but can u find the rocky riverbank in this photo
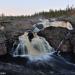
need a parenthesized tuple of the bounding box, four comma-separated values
(0, 16, 75, 75)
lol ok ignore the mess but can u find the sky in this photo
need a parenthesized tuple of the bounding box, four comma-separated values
(0, 0, 75, 16)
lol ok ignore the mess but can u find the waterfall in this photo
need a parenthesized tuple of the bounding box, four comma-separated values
(50, 21, 73, 30)
(31, 35, 54, 53)
(13, 33, 28, 56)
(12, 32, 54, 56)
(33, 19, 73, 31)
(12, 32, 42, 56)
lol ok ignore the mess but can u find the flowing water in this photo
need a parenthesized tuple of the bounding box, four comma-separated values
(0, 19, 75, 75)
(34, 19, 73, 30)
(12, 19, 74, 57)
(12, 32, 54, 56)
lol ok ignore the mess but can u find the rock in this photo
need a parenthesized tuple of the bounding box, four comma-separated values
(0, 31, 7, 55)
(38, 27, 69, 49)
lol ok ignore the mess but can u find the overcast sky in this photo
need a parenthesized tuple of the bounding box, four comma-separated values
(0, 0, 75, 16)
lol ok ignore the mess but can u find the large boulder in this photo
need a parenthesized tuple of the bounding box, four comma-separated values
(38, 26, 75, 53)
(38, 27, 69, 49)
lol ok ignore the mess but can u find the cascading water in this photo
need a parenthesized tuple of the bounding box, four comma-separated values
(13, 33, 28, 56)
(12, 32, 54, 56)
(31, 34, 54, 53)
(33, 19, 73, 31)
(12, 19, 73, 57)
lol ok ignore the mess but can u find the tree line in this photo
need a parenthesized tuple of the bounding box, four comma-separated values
(31, 7, 75, 18)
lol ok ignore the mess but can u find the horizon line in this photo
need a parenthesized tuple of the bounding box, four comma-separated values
(0, 7, 74, 16)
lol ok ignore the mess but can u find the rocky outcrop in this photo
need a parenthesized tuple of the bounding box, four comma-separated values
(38, 26, 75, 53)
(0, 16, 75, 75)
(38, 27, 68, 49)
(0, 31, 7, 55)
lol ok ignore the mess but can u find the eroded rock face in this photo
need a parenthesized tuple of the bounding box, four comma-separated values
(38, 27, 75, 53)
(0, 31, 7, 55)
(70, 32, 75, 53)
(38, 27, 69, 49)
